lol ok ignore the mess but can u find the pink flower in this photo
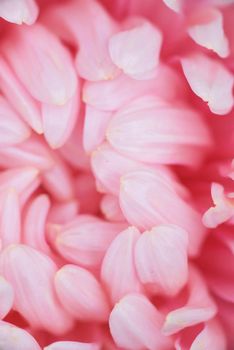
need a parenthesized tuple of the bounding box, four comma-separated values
(0, 0, 233, 349)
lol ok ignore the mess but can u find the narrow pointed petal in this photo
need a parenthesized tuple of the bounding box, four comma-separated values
(0, 95, 30, 146)
(0, 321, 41, 350)
(55, 215, 126, 269)
(0, 245, 73, 334)
(42, 93, 79, 149)
(101, 227, 142, 304)
(181, 53, 234, 115)
(0, 276, 14, 319)
(2, 24, 77, 105)
(0, 57, 42, 134)
(83, 64, 187, 111)
(0, 0, 39, 25)
(44, 341, 101, 350)
(100, 194, 125, 222)
(55, 264, 110, 322)
(109, 20, 162, 79)
(107, 95, 212, 166)
(0, 188, 21, 248)
(187, 8, 229, 58)
(23, 194, 51, 254)
(190, 319, 226, 350)
(162, 266, 217, 335)
(83, 106, 112, 153)
(109, 294, 172, 350)
(202, 183, 234, 228)
(135, 225, 188, 296)
(120, 169, 206, 256)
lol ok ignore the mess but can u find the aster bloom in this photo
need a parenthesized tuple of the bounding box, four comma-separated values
(0, 0, 233, 349)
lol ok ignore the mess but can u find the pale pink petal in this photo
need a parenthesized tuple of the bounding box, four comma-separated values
(44, 341, 101, 350)
(100, 194, 125, 222)
(48, 200, 79, 225)
(42, 93, 80, 149)
(0, 0, 38, 25)
(0, 244, 73, 334)
(23, 194, 51, 254)
(162, 0, 183, 13)
(0, 188, 21, 248)
(202, 183, 234, 228)
(0, 276, 14, 319)
(83, 106, 112, 153)
(42, 155, 75, 202)
(0, 137, 54, 171)
(190, 319, 226, 350)
(2, 24, 77, 105)
(106, 95, 212, 166)
(181, 53, 234, 115)
(109, 294, 172, 350)
(55, 264, 110, 322)
(0, 57, 42, 134)
(83, 64, 187, 111)
(0, 321, 41, 350)
(135, 225, 188, 296)
(101, 227, 142, 304)
(162, 266, 217, 335)
(187, 8, 229, 57)
(109, 20, 162, 79)
(120, 169, 206, 256)
(0, 95, 30, 146)
(54, 216, 126, 269)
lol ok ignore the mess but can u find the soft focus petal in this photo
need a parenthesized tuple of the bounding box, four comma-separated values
(100, 194, 125, 222)
(44, 341, 101, 350)
(0, 244, 73, 334)
(187, 8, 229, 57)
(109, 293, 172, 350)
(0, 0, 38, 25)
(101, 227, 142, 304)
(135, 225, 188, 296)
(181, 52, 234, 115)
(109, 20, 162, 79)
(0, 276, 14, 319)
(0, 321, 41, 350)
(190, 319, 226, 350)
(55, 264, 110, 322)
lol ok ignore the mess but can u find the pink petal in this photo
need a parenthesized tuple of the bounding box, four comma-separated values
(0, 321, 41, 350)
(181, 52, 234, 115)
(0, 57, 42, 134)
(202, 183, 234, 228)
(135, 225, 188, 296)
(0, 95, 30, 146)
(42, 93, 80, 149)
(162, 266, 217, 335)
(190, 319, 226, 350)
(55, 264, 110, 322)
(2, 24, 77, 105)
(55, 215, 126, 269)
(48, 200, 79, 225)
(0, 188, 21, 248)
(83, 64, 187, 111)
(75, 172, 101, 215)
(106, 95, 212, 166)
(83, 106, 112, 153)
(109, 20, 162, 79)
(100, 194, 125, 222)
(162, 0, 183, 13)
(0, 276, 14, 319)
(101, 227, 142, 304)
(109, 293, 172, 350)
(44, 341, 101, 350)
(119, 169, 206, 256)
(23, 194, 51, 254)
(0, 0, 39, 25)
(187, 8, 229, 58)
(0, 244, 73, 334)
